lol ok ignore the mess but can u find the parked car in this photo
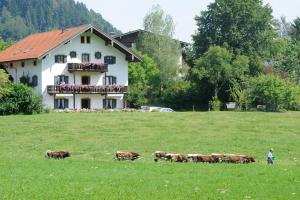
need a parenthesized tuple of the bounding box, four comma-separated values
(140, 106, 161, 112)
(159, 108, 175, 112)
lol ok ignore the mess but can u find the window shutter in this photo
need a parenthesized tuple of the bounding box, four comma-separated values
(32, 75, 38, 87)
(55, 55, 58, 63)
(112, 99, 117, 109)
(65, 99, 69, 108)
(64, 56, 67, 63)
(113, 77, 117, 84)
(64, 76, 69, 84)
(103, 99, 106, 108)
(54, 99, 58, 109)
(112, 56, 116, 64)
(59, 99, 63, 109)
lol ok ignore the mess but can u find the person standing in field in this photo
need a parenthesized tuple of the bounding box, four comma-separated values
(267, 148, 274, 164)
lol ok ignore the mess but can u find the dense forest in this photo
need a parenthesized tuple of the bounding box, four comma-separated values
(0, 0, 120, 41)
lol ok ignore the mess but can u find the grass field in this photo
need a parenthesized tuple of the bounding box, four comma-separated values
(0, 112, 299, 199)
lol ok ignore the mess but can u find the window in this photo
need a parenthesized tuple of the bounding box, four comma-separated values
(9, 63, 13, 68)
(33, 60, 37, 66)
(81, 76, 90, 85)
(70, 51, 77, 58)
(103, 99, 117, 109)
(95, 51, 102, 59)
(104, 56, 116, 64)
(81, 36, 85, 43)
(54, 99, 69, 109)
(82, 53, 90, 62)
(81, 98, 91, 109)
(103, 76, 117, 85)
(55, 55, 66, 63)
(21, 62, 25, 67)
(32, 75, 38, 87)
(87, 36, 90, 43)
(54, 75, 69, 85)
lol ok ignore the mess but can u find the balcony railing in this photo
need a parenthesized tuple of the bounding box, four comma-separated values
(68, 63, 108, 73)
(47, 84, 127, 94)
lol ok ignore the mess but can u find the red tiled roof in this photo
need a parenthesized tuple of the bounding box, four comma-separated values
(0, 25, 89, 63)
(0, 24, 142, 63)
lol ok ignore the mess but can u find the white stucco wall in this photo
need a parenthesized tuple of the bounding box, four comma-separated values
(52, 94, 124, 110)
(40, 30, 128, 109)
(3, 30, 129, 109)
(5, 59, 42, 94)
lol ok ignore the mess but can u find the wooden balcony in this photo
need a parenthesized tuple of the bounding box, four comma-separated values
(68, 63, 108, 73)
(47, 84, 128, 94)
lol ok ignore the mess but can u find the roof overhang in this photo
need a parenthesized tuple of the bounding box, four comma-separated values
(38, 24, 142, 63)
(114, 29, 190, 47)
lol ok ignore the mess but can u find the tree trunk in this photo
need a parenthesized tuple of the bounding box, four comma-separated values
(214, 86, 218, 100)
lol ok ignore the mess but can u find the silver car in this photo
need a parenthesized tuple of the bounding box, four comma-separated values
(159, 108, 175, 112)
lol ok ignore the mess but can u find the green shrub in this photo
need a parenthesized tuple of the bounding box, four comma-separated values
(0, 83, 42, 115)
(209, 98, 222, 111)
(248, 75, 300, 112)
(127, 84, 147, 108)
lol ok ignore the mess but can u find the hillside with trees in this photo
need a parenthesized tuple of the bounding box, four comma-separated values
(0, 0, 121, 41)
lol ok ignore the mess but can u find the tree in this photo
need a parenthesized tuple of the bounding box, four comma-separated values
(128, 50, 160, 108)
(143, 5, 175, 37)
(127, 84, 147, 109)
(193, 0, 274, 75)
(273, 16, 291, 39)
(281, 42, 300, 84)
(0, 37, 14, 51)
(290, 17, 300, 41)
(248, 74, 299, 111)
(268, 40, 300, 84)
(229, 80, 250, 110)
(161, 80, 191, 110)
(0, 69, 10, 99)
(0, 0, 120, 41)
(137, 5, 181, 91)
(193, 46, 249, 100)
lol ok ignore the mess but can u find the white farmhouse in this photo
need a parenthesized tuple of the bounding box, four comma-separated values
(0, 24, 142, 110)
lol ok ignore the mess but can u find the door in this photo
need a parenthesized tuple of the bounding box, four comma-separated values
(81, 98, 91, 109)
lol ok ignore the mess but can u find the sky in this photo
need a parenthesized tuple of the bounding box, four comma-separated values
(77, 0, 300, 42)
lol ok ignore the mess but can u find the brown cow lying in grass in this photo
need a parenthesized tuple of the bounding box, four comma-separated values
(225, 154, 255, 164)
(165, 153, 189, 162)
(211, 154, 227, 163)
(46, 150, 70, 159)
(187, 154, 202, 162)
(115, 151, 140, 161)
(154, 151, 171, 162)
(154, 151, 189, 163)
(188, 153, 255, 164)
(187, 154, 219, 163)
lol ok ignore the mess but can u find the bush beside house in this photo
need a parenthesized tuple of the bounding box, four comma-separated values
(0, 83, 42, 115)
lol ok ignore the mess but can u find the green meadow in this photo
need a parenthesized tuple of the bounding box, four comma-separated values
(0, 112, 299, 199)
